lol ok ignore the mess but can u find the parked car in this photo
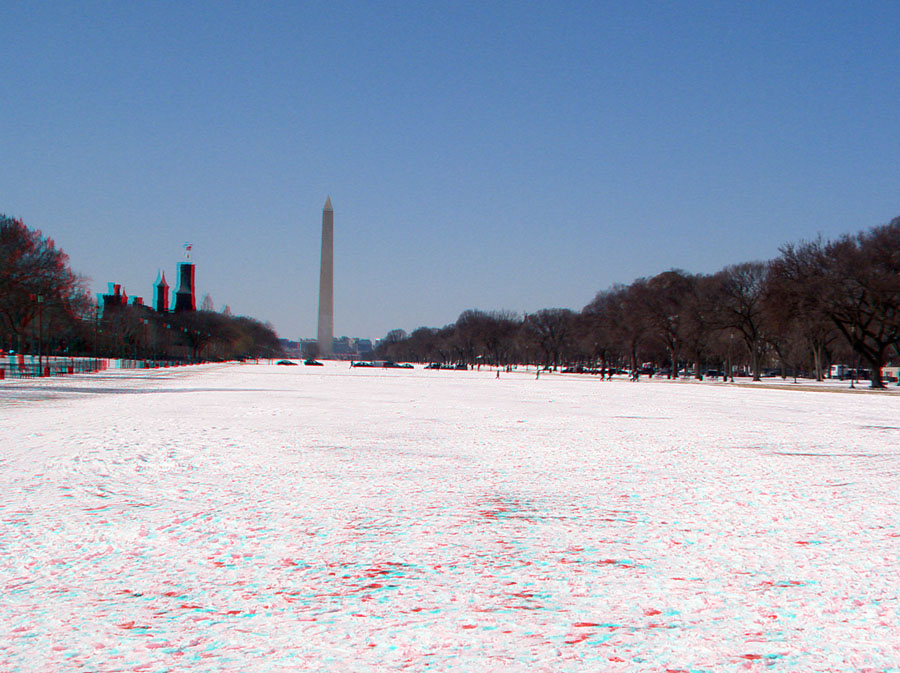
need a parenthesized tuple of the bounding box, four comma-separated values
(383, 361, 413, 369)
(566, 366, 600, 375)
(304, 359, 324, 366)
(276, 359, 298, 366)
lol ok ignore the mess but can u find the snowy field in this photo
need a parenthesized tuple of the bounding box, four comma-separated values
(1, 362, 898, 672)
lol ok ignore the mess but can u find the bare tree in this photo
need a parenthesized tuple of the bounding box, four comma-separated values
(635, 270, 696, 378)
(375, 328, 409, 360)
(0, 215, 88, 352)
(524, 308, 576, 370)
(405, 326, 440, 363)
(582, 287, 628, 376)
(775, 219, 900, 388)
(713, 262, 770, 381)
(454, 310, 486, 366)
(481, 311, 520, 367)
(680, 273, 720, 379)
(767, 252, 838, 380)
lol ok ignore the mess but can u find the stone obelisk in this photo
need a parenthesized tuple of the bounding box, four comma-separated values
(317, 197, 334, 357)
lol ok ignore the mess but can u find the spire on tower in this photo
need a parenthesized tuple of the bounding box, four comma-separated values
(154, 270, 170, 313)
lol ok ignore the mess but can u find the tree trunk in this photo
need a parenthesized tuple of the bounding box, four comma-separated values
(864, 348, 886, 389)
(750, 340, 761, 381)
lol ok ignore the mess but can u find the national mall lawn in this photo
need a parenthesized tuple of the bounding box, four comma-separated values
(2, 362, 898, 672)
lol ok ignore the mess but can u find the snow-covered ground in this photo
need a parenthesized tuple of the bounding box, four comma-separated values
(1, 362, 898, 672)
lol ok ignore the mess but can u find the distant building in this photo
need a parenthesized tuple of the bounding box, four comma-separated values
(99, 283, 151, 318)
(97, 251, 202, 319)
(356, 339, 374, 356)
(173, 262, 196, 312)
(97, 248, 203, 320)
(332, 336, 354, 355)
(278, 339, 303, 358)
(296, 336, 375, 360)
(154, 272, 169, 312)
(99, 283, 127, 315)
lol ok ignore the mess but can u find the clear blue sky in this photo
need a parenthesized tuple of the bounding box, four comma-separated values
(4, 2, 900, 341)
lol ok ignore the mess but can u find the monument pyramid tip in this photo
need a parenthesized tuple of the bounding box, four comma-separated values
(324, 196, 333, 211)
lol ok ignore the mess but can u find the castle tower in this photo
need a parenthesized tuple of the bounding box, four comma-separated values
(173, 262, 195, 312)
(317, 197, 334, 357)
(154, 271, 169, 312)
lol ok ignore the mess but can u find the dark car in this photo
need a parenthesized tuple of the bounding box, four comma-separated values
(276, 359, 298, 366)
(383, 361, 413, 369)
(304, 359, 324, 366)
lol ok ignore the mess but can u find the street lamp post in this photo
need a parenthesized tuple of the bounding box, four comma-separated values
(37, 295, 44, 376)
(142, 319, 149, 362)
(94, 305, 100, 370)
(728, 331, 734, 382)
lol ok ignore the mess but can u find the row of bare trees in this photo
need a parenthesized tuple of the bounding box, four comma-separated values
(378, 217, 900, 388)
(91, 303, 282, 361)
(1, 214, 282, 362)
(0, 215, 92, 355)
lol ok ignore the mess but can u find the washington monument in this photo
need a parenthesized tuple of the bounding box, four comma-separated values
(317, 197, 334, 357)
